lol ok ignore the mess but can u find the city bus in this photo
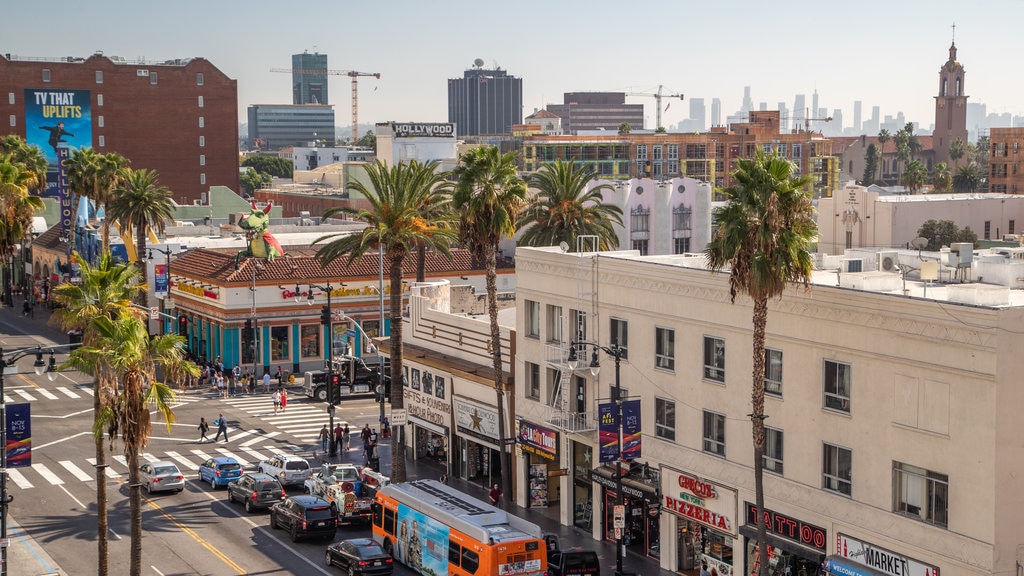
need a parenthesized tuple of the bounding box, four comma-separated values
(371, 479, 548, 576)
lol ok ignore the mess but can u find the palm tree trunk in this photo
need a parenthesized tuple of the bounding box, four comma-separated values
(484, 244, 511, 503)
(388, 253, 407, 483)
(94, 362, 110, 576)
(751, 296, 769, 576)
(415, 243, 426, 283)
(127, 446, 142, 576)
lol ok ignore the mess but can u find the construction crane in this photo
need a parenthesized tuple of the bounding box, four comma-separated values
(270, 67, 381, 143)
(628, 85, 684, 131)
(782, 108, 832, 134)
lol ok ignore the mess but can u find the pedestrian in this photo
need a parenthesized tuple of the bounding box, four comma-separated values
(217, 372, 227, 399)
(262, 370, 271, 393)
(700, 561, 711, 576)
(488, 483, 503, 507)
(342, 423, 351, 453)
(272, 388, 282, 415)
(333, 423, 345, 455)
(197, 417, 210, 442)
(319, 425, 330, 453)
(214, 413, 228, 442)
(280, 388, 288, 412)
(369, 427, 378, 445)
(276, 365, 283, 385)
(440, 472, 448, 484)
(360, 424, 372, 453)
(381, 417, 391, 438)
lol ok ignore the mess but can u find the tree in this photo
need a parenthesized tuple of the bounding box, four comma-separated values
(704, 151, 816, 576)
(0, 154, 44, 305)
(518, 160, 623, 250)
(240, 169, 273, 195)
(106, 168, 175, 307)
(452, 145, 527, 503)
(241, 156, 293, 178)
(618, 123, 632, 135)
(904, 122, 922, 161)
(0, 135, 47, 194)
(655, 126, 667, 134)
(918, 219, 976, 250)
(894, 128, 911, 186)
(949, 137, 966, 168)
(52, 252, 146, 576)
(930, 162, 952, 193)
(356, 130, 377, 150)
(953, 164, 982, 193)
(313, 160, 457, 483)
(862, 143, 879, 186)
(877, 129, 891, 183)
(901, 160, 927, 194)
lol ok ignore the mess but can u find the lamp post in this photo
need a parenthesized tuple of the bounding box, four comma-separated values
(148, 247, 175, 336)
(236, 258, 263, 384)
(304, 281, 342, 457)
(1, 345, 67, 576)
(569, 340, 626, 576)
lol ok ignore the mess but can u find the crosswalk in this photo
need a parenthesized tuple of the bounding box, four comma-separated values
(3, 384, 95, 403)
(219, 395, 349, 444)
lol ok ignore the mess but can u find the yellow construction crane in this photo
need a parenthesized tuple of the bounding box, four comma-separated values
(270, 67, 381, 143)
(628, 85, 684, 131)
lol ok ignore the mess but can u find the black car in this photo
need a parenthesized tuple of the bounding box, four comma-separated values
(227, 472, 286, 513)
(269, 495, 338, 542)
(325, 538, 393, 575)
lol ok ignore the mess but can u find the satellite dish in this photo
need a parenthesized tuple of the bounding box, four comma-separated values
(910, 237, 929, 250)
(559, 241, 570, 253)
(473, 58, 484, 68)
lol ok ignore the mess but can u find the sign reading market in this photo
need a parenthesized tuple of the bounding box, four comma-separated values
(661, 466, 737, 535)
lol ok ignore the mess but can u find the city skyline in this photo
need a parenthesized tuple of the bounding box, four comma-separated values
(6, 0, 1024, 138)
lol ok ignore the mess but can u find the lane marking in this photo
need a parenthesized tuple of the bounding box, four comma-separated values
(144, 493, 248, 574)
(59, 460, 93, 482)
(7, 468, 32, 489)
(240, 431, 279, 447)
(32, 463, 64, 485)
(56, 386, 80, 399)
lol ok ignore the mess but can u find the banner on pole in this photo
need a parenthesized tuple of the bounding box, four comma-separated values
(6, 403, 31, 468)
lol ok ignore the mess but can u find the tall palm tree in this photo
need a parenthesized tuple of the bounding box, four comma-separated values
(953, 163, 982, 193)
(64, 147, 101, 257)
(518, 160, 623, 250)
(452, 146, 527, 500)
(65, 150, 129, 254)
(52, 253, 145, 576)
(63, 313, 194, 576)
(106, 168, 174, 307)
(931, 162, 952, 193)
(0, 154, 44, 305)
(949, 137, 966, 168)
(902, 160, 928, 194)
(314, 160, 457, 483)
(704, 151, 816, 576)
(894, 128, 911, 187)
(0, 135, 47, 194)
(877, 129, 891, 183)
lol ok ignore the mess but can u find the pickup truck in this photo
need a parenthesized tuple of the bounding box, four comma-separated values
(307, 464, 389, 525)
(302, 355, 389, 403)
(303, 463, 362, 496)
(544, 533, 600, 576)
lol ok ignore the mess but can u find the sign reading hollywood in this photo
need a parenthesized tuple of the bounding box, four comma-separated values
(835, 533, 939, 576)
(393, 122, 455, 138)
(662, 467, 737, 534)
(454, 399, 499, 441)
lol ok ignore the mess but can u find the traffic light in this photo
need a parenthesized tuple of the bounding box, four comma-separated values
(330, 374, 340, 406)
(177, 314, 188, 335)
(320, 305, 331, 325)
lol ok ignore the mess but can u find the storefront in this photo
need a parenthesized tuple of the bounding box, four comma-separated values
(661, 467, 738, 575)
(741, 502, 826, 576)
(403, 363, 452, 469)
(571, 442, 594, 531)
(515, 418, 559, 508)
(453, 397, 504, 490)
(823, 533, 940, 576)
(591, 463, 661, 561)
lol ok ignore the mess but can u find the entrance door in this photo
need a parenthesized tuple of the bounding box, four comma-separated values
(575, 375, 587, 414)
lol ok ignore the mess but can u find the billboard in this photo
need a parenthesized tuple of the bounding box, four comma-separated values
(394, 503, 450, 575)
(24, 89, 92, 197)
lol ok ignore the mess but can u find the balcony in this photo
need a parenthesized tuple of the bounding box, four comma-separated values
(544, 405, 597, 434)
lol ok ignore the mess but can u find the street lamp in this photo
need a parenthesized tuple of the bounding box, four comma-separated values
(568, 340, 627, 576)
(304, 280, 344, 457)
(236, 259, 263, 382)
(148, 247, 177, 335)
(0, 344, 74, 576)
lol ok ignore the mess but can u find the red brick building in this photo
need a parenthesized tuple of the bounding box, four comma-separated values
(0, 52, 239, 204)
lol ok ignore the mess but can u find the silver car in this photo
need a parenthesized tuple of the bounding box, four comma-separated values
(139, 461, 185, 494)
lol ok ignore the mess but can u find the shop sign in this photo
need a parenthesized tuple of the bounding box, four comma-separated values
(516, 419, 558, 460)
(179, 283, 217, 299)
(661, 467, 737, 534)
(588, 469, 655, 502)
(834, 533, 939, 576)
(280, 284, 401, 300)
(744, 502, 826, 553)
(403, 387, 450, 427)
(454, 399, 499, 441)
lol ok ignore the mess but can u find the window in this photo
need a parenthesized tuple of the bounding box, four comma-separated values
(198, 95, 204, 108)
(42, 69, 50, 82)
(631, 206, 650, 232)
(667, 144, 679, 160)
(199, 117, 205, 128)
(525, 362, 541, 400)
(95, 71, 103, 84)
(546, 304, 562, 343)
(984, 221, 991, 240)
(546, 367, 561, 407)
(655, 398, 675, 441)
(98, 135, 105, 147)
(199, 154, 206, 166)
(199, 135, 205, 147)
(764, 348, 783, 397)
(422, 372, 433, 396)
(411, 368, 420, 390)
(97, 115, 104, 127)
(672, 204, 692, 232)
(434, 376, 445, 399)
(525, 300, 540, 339)
(150, 72, 158, 85)
(655, 327, 674, 370)
(702, 411, 725, 457)
(196, 72, 204, 86)
(97, 94, 103, 106)
(636, 145, 648, 161)
(703, 336, 725, 382)
(609, 318, 628, 360)
(300, 324, 320, 357)
(270, 326, 290, 361)
(1011, 220, 1016, 235)
(893, 462, 948, 527)
(823, 443, 852, 496)
(7, 93, 13, 105)
(823, 360, 851, 412)
(631, 239, 649, 255)
(200, 173, 206, 185)
(673, 237, 690, 254)
(764, 427, 783, 475)
(570, 309, 586, 343)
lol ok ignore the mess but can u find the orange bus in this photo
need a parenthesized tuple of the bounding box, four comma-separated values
(371, 479, 548, 576)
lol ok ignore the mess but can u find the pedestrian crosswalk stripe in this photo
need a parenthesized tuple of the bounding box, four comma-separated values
(142, 453, 160, 463)
(215, 448, 249, 466)
(7, 468, 32, 489)
(165, 451, 198, 471)
(227, 429, 257, 443)
(13, 389, 33, 401)
(112, 455, 128, 469)
(86, 458, 122, 479)
(33, 463, 64, 485)
(240, 431, 279, 447)
(240, 447, 267, 464)
(37, 388, 59, 400)
(59, 460, 93, 482)
(57, 387, 80, 399)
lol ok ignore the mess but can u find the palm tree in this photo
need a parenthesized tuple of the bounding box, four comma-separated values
(0, 154, 44, 305)
(93, 153, 129, 251)
(452, 146, 527, 500)
(106, 168, 174, 307)
(704, 151, 816, 576)
(931, 162, 952, 193)
(953, 163, 982, 193)
(894, 128, 911, 187)
(877, 129, 890, 183)
(64, 147, 101, 257)
(902, 160, 928, 194)
(52, 253, 145, 576)
(518, 161, 623, 250)
(0, 135, 47, 194)
(314, 160, 457, 483)
(949, 137, 966, 168)
(64, 313, 194, 576)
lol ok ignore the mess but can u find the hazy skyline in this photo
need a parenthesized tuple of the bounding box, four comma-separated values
(6, 0, 1024, 136)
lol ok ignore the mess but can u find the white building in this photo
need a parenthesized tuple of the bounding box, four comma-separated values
(515, 244, 1024, 576)
(374, 121, 459, 172)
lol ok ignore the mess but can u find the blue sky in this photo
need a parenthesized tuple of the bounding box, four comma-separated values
(6, 0, 1023, 134)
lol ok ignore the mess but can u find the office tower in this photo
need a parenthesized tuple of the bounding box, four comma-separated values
(248, 104, 335, 151)
(547, 93, 643, 134)
(793, 94, 806, 128)
(689, 98, 706, 131)
(447, 59, 522, 136)
(831, 109, 843, 136)
(853, 101, 862, 133)
(711, 98, 721, 127)
(741, 86, 753, 114)
(812, 90, 819, 122)
(933, 41, 969, 165)
(291, 51, 328, 105)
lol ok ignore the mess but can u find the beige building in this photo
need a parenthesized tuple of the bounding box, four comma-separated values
(515, 244, 1024, 576)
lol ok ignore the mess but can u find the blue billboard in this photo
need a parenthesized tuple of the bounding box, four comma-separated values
(394, 503, 450, 575)
(23, 89, 92, 197)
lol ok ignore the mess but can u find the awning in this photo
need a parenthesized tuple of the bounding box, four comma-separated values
(590, 466, 659, 503)
(408, 416, 448, 437)
(738, 524, 825, 563)
(822, 556, 889, 576)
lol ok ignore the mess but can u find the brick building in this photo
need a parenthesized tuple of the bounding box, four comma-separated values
(0, 51, 239, 205)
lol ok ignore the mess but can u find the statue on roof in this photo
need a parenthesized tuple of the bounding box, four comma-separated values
(237, 200, 283, 263)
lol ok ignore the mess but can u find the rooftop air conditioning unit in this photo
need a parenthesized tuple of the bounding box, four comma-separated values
(879, 251, 898, 272)
(299, 211, 311, 219)
(950, 242, 974, 266)
(843, 259, 863, 273)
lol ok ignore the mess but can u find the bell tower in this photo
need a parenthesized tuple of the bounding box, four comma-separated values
(933, 28, 968, 165)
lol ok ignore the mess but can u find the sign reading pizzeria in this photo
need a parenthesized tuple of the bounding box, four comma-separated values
(661, 466, 737, 535)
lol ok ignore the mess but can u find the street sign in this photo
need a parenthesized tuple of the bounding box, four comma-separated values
(613, 527, 622, 540)
(345, 329, 357, 338)
(163, 297, 175, 309)
(390, 409, 408, 426)
(613, 505, 625, 528)
(149, 307, 159, 321)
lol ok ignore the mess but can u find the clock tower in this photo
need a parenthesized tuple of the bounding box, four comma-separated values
(933, 37, 969, 166)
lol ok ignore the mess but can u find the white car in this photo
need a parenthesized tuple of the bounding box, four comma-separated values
(258, 454, 311, 487)
(139, 461, 185, 494)
(303, 464, 362, 495)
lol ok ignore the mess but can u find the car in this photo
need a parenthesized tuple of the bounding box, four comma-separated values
(198, 456, 242, 489)
(139, 461, 185, 494)
(325, 538, 393, 575)
(303, 463, 362, 495)
(258, 454, 311, 487)
(269, 495, 338, 542)
(226, 472, 286, 513)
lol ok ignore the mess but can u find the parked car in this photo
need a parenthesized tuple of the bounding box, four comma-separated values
(139, 461, 185, 494)
(544, 533, 600, 576)
(198, 456, 242, 489)
(227, 472, 286, 513)
(258, 454, 311, 487)
(325, 538, 393, 575)
(269, 495, 338, 542)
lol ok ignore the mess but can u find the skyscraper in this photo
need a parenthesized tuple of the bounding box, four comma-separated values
(447, 59, 522, 136)
(793, 94, 806, 129)
(688, 98, 706, 131)
(853, 100, 862, 134)
(711, 98, 722, 127)
(291, 51, 328, 105)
